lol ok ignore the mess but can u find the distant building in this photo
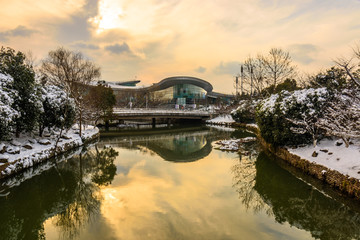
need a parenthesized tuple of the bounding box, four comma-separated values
(101, 76, 233, 108)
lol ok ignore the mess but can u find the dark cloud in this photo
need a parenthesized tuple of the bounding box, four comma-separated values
(195, 66, 206, 73)
(71, 42, 99, 50)
(94, 29, 131, 43)
(57, 16, 92, 43)
(55, 0, 98, 44)
(213, 61, 241, 75)
(105, 43, 131, 55)
(0, 25, 37, 41)
(288, 44, 318, 65)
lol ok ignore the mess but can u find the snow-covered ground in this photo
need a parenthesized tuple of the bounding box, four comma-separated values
(288, 139, 360, 180)
(206, 114, 235, 124)
(214, 137, 256, 151)
(0, 125, 99, 178)
(207, 125, 235, 132)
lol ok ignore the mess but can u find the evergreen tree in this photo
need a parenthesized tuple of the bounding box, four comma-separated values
(0, 73, 19, 140)
(38, 85, 76, 136)
(0, 47, 40, 137)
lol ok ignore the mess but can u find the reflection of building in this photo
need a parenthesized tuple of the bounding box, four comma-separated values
(98, 126, 234, 162)
(100, 76, 234, 107)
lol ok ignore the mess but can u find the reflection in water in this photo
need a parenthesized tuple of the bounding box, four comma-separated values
(0, 127, 360, 239)
(254, 152, 360, 240)
(0, 146, 118, 240)
(99, 127, 232, 162)
(232, 144, 360, 240)
(231, 145, 272, 216)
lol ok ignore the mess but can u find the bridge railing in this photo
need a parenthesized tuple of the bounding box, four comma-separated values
(113, 106, 216, 114)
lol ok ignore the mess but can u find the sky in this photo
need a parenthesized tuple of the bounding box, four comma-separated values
(0, 0, 359, 94)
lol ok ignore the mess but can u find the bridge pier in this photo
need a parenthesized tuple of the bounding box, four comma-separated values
(167, 118, 171, 127)
(152, 118, 156, 128)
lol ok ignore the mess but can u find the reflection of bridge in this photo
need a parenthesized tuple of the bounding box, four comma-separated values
(111, 108, 211, 126)
(98, 127, 232, 162)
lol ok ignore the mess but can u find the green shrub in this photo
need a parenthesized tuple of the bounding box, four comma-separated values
(231, 100, 259, 123)
(256, 88, 331, 146)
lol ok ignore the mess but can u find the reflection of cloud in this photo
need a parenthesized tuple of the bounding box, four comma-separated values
(0, 25, 37, 41)
(195, 66, 206, 73)
(105, 42, 131, 55)
(214, 61, 241, 75)
(288, 44, 318, 65)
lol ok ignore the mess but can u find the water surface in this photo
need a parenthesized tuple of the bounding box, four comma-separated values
(0, 126, 359, 240)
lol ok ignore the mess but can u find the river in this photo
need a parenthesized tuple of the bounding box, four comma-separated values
(0, 125, 359, 240)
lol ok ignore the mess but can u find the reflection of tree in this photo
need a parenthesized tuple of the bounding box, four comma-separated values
(232, 147, 360, 240)
(231, 136, 264, 214)
(92, 146, 119, 186)
(254, 151, 360, 240)
(54, 153, 100, 240)
(231, 154, 271, 216)
(53, 146, 118, 239)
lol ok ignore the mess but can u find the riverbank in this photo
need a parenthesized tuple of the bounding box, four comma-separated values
(0, 125, 99, 179)
(244, 124, 360, 198)
(206, 114, 360, 198)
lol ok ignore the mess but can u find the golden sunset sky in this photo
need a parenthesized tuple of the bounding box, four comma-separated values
(0, 0, 359, 93)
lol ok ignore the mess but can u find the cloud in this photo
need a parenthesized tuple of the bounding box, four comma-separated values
(195, 66, 206, 73)
(0, 25, 37, 41)
(71, 42, 99, 50)
(288, 44, 318, 65)
(105, 42, 131, 54)
(57, 16, 92, 43)
(213, 61, 241, 75)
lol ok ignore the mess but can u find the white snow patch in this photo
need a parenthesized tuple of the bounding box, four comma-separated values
(0, 126, 99, 178)
(206, 114, 235, 124)
(288, 139, 360, 179)
(215, 137, 256, 151)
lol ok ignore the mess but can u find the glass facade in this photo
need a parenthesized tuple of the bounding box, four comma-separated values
(173, 84, 206, 100)
(152, 84, 207, 103)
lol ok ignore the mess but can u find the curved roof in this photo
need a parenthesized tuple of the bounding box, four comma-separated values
(151, 76, 213, 92)
(110, 76, 213, 93)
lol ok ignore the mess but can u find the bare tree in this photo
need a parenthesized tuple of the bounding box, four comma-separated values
(317, 90, 360, 147)
(242, 56, 267, 96)
(335, 45, 360, 88)
(287, 115, 321, 147)
(41, 47, 101, 137)
(261, 48, 296, 87)
(240, 48, 296, 97)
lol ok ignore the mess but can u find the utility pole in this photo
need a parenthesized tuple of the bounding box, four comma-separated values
(235, 75, 239, 97)
(250, 66, 253, 98)
(240, 65, 244, 96)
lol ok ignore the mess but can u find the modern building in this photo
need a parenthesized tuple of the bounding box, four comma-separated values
(101, 76, 233, 108)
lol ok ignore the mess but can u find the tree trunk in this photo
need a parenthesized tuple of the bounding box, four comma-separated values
(79, 110, 82, 138)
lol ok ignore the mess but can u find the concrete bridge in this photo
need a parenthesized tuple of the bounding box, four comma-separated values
(111, 108, 212, 127)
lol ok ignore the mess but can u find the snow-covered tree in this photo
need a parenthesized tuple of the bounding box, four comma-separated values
(38, 85, 76, 136)
(256, 88, 330, 146)
(317, 90, 360, 147)
(284, 88, 330, 147)
(0, 47, 41, 137)
(41, 47, 101, 137)
(0, 73, 19, 140)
